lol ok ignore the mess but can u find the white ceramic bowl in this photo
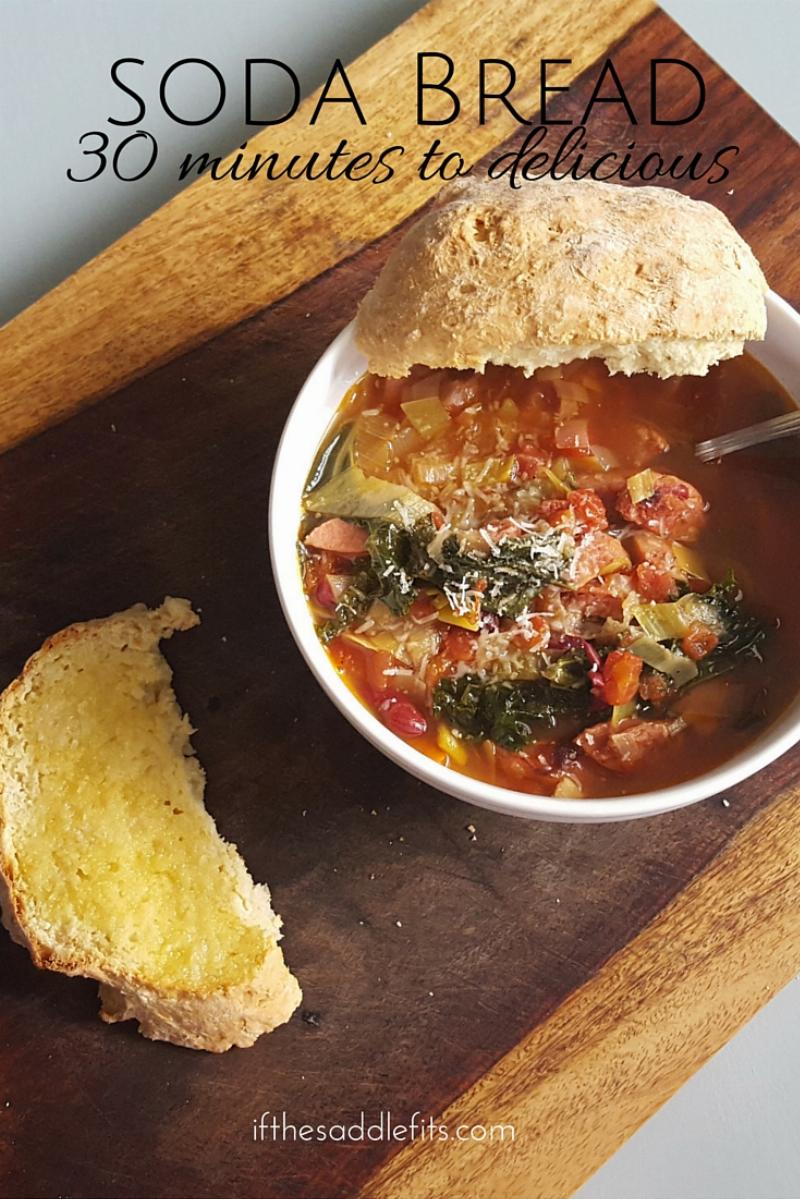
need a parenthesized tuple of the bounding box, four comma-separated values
(270, 292, 800, 822)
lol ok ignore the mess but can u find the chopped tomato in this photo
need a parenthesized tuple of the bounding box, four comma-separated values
(516, 452, 547, 480)
(638, 670, 673, 705)
(569, 530, 631, 589)
(364, 649, 396, 697)
(627, 531, 677, 572)
(305, 518, 369, 556)
(628, 532, 683, 600)
(634, 562, 678, 602)
(617, 473, 706, 543)
(539, 497, 571, 525)
(682, 622, 720, 661)
(564, 584, 623, 621)
(541, 488, 608, 531)
(570, 488, 609, 531)
(441, 627, 478, 663)
(542, 486, 609, 529)
(483, 517, 526, 542)
(576, 716, 685, 772)
(510, 613, 550, 650)
(599, 650, 643, 706)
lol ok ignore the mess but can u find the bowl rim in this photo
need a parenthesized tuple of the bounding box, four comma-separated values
(269, 290, 800, 822)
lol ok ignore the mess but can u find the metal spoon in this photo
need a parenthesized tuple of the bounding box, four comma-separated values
(695, 409, 800, 462)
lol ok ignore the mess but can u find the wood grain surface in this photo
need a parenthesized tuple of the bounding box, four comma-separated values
(0, 0, 651, 451)
(360, 793, 800, 1199)
(0, 5, 799, 1199)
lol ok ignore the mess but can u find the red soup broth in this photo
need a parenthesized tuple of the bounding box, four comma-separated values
(299, 356, 800, 799)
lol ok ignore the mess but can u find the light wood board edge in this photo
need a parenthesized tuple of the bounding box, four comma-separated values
(0, 0, 653, 453)
(359, 790, 800, 1199)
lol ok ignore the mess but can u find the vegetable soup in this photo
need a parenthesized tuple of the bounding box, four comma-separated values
(299, 356, 800, 799)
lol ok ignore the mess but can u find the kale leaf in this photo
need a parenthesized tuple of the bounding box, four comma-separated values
(685, 571, 767, 682)
(433, 529, 568, 619)
(316, 516, 569, 642)
(318, 518, 438, 641)
(433, 671, 591, 750)
(318, 567, 379, 644)
(363, 518, 437, 615)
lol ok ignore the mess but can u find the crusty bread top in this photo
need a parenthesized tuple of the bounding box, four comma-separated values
(355, 178, 768, 379)
(0, 598, 301, 1052)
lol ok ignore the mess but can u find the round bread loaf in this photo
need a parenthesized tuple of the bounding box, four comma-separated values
(355, 178, 767, 379)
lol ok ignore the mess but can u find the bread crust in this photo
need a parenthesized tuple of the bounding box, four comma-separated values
(355, 178, 768, 379)
(0, 599, 301, 1052)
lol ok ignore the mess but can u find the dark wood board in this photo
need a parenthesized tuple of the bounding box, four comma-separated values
(1, 7, 799, 1199)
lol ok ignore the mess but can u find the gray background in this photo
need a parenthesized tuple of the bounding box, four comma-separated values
(1, 3, 799, 1197)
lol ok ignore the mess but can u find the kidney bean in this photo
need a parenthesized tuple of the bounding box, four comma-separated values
(378, 692, 428, 739)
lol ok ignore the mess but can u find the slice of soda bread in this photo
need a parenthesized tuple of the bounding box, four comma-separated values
(0, 598, 301, 1052)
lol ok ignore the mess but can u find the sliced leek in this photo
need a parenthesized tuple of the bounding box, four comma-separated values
(401, 395, 450, 440)
(436, 722, 469, 766)
(552, 456, 578, 487)
(672, 542, 710, 582)
(433, 591, 481, 631)
(305, 466, 436, 524)
(553, 776, 583, 798)
(540, 466, 571, 496)
(354, 410, 399, 476)
(626, 468, 659, 504)
(342, 629, 408, 661)
(632, 601, 692, 641)
(632, 594, 720, 641)
(611, 700, 636, 726)
(629, 637, 698, 687)
(463, 456, 515, 486)
(411, 454, 453, 487)
(304, 421, 355, 493)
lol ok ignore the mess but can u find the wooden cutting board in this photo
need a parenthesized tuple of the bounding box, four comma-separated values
(1, 3, 799, 1197)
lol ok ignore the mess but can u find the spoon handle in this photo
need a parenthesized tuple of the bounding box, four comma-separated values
(695, 409, 800, 462)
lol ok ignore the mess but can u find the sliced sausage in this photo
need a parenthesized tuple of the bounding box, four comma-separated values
(305, 518, 369, 556)
(617, 473, 706, 543)
(576, 716, 686, 772)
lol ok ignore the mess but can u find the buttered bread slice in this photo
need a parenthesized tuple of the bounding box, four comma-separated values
(0, 598, 301, 1051)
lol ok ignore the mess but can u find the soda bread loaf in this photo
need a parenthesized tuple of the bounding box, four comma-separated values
(0, 598, 301, 1052)
(355, 177, 767, 379)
